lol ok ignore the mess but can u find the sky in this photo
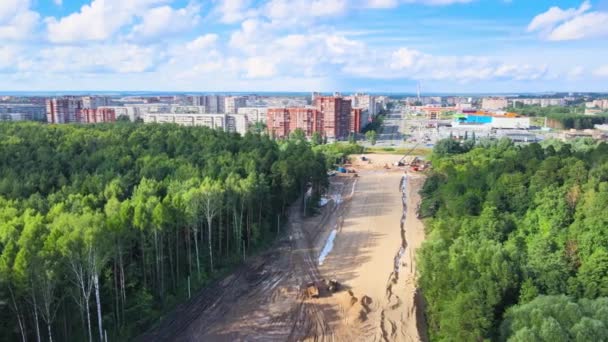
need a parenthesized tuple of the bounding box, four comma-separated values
(0, 0, 607, 93)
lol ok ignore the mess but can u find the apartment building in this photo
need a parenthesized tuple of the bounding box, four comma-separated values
(266, 107, 321, 138)
(79, 108, 116, 123)
(82, 96, 111, 109)
(0, 104, 46, 121)
(224, 96, 247, 114)
(190, 95, 226, 113)
(481, 97, 508, 111)
(314, 96, 351, 139)
(46, 97, 83, 123)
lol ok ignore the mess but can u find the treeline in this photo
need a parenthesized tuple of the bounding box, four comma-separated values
(0, 122, 327, 341)
(507, 104, 608, 129)
(418, 138, 608, 341)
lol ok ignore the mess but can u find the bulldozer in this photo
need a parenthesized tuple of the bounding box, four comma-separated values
(304, 279, 341, 299)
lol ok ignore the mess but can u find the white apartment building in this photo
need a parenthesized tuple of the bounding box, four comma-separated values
(348, 93, 378, 116)
(481, 97, 508, 110)
(144, 113, 225, 129)
(82, 96, 111, 109)
(143, 112, 249, 134)
(512, 98, 566, 107)
(224, 96, 247, 114)
(237, 107, 267, 124)
(586, 99, 608, 110)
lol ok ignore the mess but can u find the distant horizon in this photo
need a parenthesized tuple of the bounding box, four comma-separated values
(2, 90, 608, 98)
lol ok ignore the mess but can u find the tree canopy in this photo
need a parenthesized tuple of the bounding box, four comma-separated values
(0, 122, 327, 341)
(419, 138, 608, 341)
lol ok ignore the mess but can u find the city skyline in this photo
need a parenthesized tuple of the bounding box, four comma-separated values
(1, 0, 608, 92)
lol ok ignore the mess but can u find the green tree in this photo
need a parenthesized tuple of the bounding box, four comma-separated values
(365, 130, 377, 146)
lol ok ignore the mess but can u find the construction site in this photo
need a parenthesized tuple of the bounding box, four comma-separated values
(140, 153, 428, 342)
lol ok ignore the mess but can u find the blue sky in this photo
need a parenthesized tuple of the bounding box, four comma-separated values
(0, 0, 607, 93)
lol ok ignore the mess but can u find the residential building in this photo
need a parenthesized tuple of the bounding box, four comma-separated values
(46, 97, 83, 123)
(143, 112, 226, 129)
(586, 99, 608, 110)
(348, 93, 377, 116)
(81, 96, 111, 109)
(190, 95, 226, 113)
(98, 106, 141, 121)
(224, 96, 247, 114)
(266, 107, 321, 138)
(79, 108, 116, 123)
(350, 108, 363, 133)
(314, 96, 351, 139)
(237, 107, 267, 124)
(481, 97, 508, 110)
(0, 104, 46, 121)
(226, 114, 247, 134)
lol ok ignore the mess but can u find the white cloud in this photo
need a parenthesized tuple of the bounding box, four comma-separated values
(594, 65, 608, 77)
(366, 0, 474, 8)
(568, 66, 584, 79)
(548, 11, 608, 41)
(214, 0, 255, 23)
(54, 0, 63, 5)
(34, 44, 164, 73)
(130, 3, 200, 40)
(528, 1, 608, 41)
(0, 0, 39, 40)
(244, 57, 277, 78)
(45, 0, 173, 43)
(186, 34, 219, 51)
(0, 46, 18, 70)
(528, 1, 590, 32)
(388, 47, 547, 81)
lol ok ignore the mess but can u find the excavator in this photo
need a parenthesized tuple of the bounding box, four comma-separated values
(394, 143, 421, 167)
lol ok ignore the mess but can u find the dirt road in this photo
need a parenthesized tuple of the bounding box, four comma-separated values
(140, 155, 427, 342)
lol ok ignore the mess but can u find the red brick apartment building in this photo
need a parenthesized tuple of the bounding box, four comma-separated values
(267, 107, 321, 138)
(351, 108, 362, 133)
(46, 98, 82, 123)
(314, 96, 351, 139)
(267, 96, 362, 139)
(79, 108, 117, 123)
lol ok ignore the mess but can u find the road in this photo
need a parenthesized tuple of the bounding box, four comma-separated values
(140, 156, 427, 341)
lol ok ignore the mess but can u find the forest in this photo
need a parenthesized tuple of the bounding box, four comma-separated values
(0, 122, 328, 341)
(418, 138, 608, 341)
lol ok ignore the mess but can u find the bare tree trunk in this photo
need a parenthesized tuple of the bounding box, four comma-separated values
(118, 246, 126, 322)
(83, 287, 92, 342)
(8, 284, 27, 342)
(207, 217, 214, 272)
(47, 322, 53, 342)
(193, 226, 201, 278)
(30, 284, 41, 342)
(93, 272, 103, 342)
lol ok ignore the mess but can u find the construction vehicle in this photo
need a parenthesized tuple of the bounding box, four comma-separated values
(304, 279, 341, 298)
(305, 282, 320, 298)
(395, 144, 421, 167)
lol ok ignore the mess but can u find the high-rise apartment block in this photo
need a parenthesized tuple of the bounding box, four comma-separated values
(267, 95, 357, 139)
(224, 96, 247, 114)
(46, 97, 83, 123)
(190, 95, 226, 113)
(314, 96, 351, 139)
(79, 108, 117, 123)
(267, 107, 322, 138)
(82, 96, 111, 109)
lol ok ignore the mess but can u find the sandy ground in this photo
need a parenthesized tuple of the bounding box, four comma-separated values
(139, 154, 427, 342)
